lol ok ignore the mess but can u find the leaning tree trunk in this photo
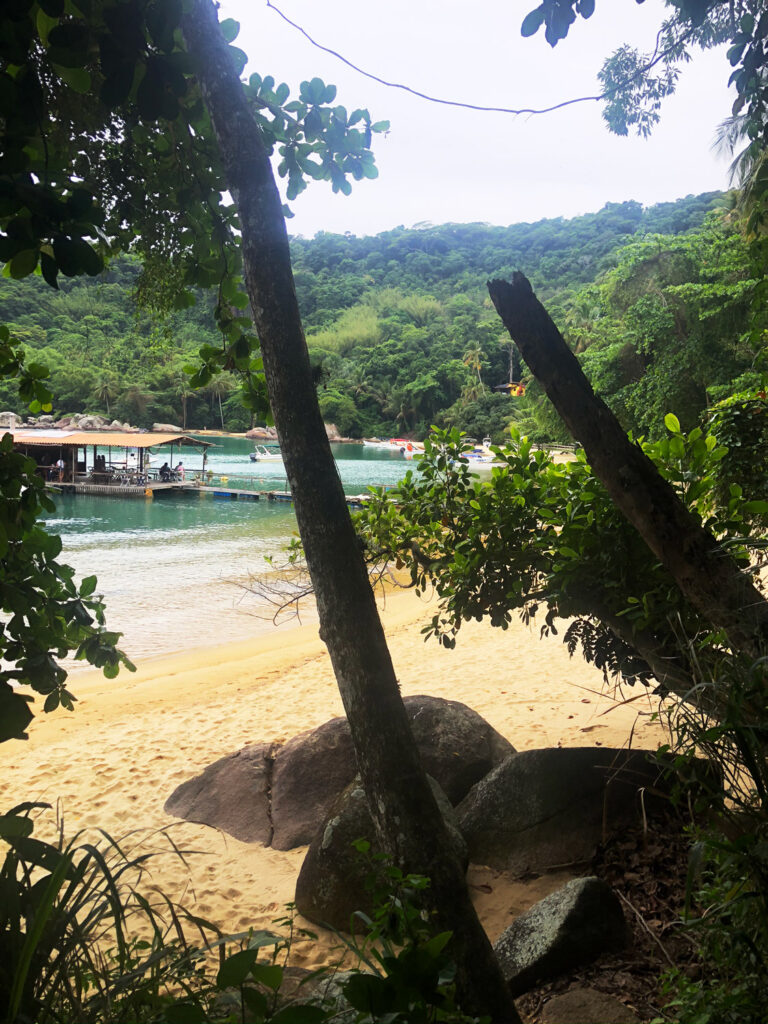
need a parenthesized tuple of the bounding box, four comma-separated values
(182, 5, 520, 1021)
(488, 273, 768, 662)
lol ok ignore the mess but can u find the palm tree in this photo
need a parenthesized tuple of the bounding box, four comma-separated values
(173, 374, 194, 430)
(462, 345, 485, 395)
(205, 376, 235, 430)
(713, 114, 768, 218)
(93, 373, 120, 417)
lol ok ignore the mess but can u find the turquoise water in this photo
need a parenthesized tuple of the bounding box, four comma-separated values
(45, 439, 416, 668)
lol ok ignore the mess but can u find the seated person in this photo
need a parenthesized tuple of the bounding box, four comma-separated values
(175, 461, 185, 481)
(159, 462, 171, 482)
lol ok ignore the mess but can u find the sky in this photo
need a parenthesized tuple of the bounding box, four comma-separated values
(218, 0, 735, 239)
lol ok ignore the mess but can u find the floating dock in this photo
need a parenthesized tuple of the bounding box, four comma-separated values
(198, 486, 369, 508)
(48, 480, 193, 499)
(48, 480, 370, 508)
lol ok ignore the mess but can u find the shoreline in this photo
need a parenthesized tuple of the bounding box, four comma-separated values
(2, 586, 668, 962)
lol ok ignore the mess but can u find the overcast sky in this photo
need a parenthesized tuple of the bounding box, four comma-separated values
(218, 0, 735, 238)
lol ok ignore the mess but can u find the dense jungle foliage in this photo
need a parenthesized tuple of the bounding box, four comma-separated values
(1, 189, 753, 442)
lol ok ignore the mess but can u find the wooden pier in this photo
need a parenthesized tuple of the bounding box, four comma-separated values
(48, 480, 370, 508)
(48, 480, 194, 499)
(197, 485, 370, 508)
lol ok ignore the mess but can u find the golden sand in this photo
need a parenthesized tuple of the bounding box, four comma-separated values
(1, 586, 666, 964)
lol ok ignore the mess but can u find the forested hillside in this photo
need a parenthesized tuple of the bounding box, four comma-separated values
(1, 189, 752, 440)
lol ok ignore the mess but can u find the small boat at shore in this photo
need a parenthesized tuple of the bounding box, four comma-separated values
(362, 437, 425, 457)
(249, 444, 283, 462)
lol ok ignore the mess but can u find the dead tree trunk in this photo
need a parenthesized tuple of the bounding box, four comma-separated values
(488, 272, 768, 661)
(182, 5, 520, 1021)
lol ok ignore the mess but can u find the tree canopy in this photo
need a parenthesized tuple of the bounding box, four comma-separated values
(2, 192, 747, 442)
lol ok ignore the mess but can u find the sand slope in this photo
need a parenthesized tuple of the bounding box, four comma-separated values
(1, 587, 666, 962)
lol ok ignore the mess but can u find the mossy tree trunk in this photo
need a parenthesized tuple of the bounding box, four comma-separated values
(181, 4, 520, 1020)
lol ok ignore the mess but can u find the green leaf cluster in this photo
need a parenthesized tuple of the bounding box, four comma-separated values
(355, 414, 764, 692)
(1, 0, 388, 428)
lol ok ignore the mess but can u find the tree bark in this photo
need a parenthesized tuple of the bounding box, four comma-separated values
(182, 5, 520, 1021)
(488, 273, 768, 661)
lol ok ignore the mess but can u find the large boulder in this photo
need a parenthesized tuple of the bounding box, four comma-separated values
(163, 743, 274, 844)
(271, 695, 514, 850)
(245, 426, 278, 440)
(493, 876, 627, 997)
(77, 414, 109, 430)
(295, 775, 466, 932)
(456, 747, 683, 875)
(152, 422, 183, 433)
(0, 411, 21, 428)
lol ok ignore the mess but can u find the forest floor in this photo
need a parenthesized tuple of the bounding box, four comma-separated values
(518, 810, 697, 1023)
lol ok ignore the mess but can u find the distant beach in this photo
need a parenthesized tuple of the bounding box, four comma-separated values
(1, 585, 667, 967)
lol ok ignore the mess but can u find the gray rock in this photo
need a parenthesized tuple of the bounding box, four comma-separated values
(164, 742, 274, 843)
(245, 426, 278, 440)
(541, 987, 640, 1024)
(493, 876, 627, 997)
(295, 775, 466, 932)
(152, 422, 183, 433)
(0, 411, 21, 428)
(77, 414, 109, 430)
(271, 694, 513, 850)
(456, 747, 681, 875)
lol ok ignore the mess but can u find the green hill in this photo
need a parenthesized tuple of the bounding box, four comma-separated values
(2, 190, 752, 441)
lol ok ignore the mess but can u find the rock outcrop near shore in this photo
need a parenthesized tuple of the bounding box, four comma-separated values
(456, 747, 685, 876)
(2, 411, 140, 431)
(272, 694, 515, 849)
(163, 742, 275, 844)
(294, 774, 467, 931)
(164, 695, 513, 849)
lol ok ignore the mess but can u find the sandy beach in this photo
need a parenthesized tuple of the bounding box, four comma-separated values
(1, 586, 667, 968)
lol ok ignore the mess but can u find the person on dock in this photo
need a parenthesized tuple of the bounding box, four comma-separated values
(175, 462, 185, 481)
(55, 456, 65, 482)
(159, 462, 171, 482)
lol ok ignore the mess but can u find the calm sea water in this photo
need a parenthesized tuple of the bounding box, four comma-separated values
(45, 438, 416, 669)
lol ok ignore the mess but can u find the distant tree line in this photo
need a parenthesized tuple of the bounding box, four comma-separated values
(1, 191, 753, 440)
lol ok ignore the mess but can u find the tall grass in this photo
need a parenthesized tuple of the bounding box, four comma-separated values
(0, 802, 220, 1023)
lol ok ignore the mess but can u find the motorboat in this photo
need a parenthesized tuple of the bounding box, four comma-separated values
(362, 437, 425, 457)
(249, 444, 283, 462)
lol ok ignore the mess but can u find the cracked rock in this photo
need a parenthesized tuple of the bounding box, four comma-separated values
(164, 742, 274, 844)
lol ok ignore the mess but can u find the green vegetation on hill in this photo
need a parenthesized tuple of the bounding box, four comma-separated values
(0, 190, 751, 440)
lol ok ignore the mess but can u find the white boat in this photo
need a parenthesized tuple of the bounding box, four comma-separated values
(362, 438, 425, 457)
(249, 444, 283, 462)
